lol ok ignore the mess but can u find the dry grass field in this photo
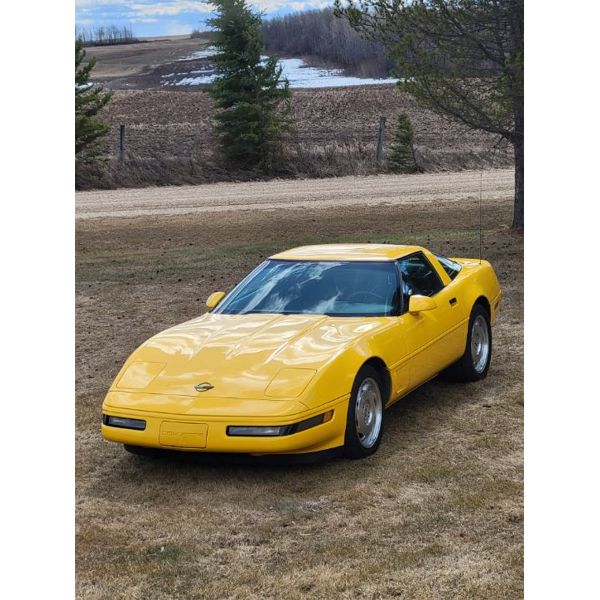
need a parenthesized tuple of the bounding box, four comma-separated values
(78, 86, 511, 189)
(76, 172, 523, 599)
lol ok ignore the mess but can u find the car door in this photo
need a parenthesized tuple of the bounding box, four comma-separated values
(396, 252, 463, 387)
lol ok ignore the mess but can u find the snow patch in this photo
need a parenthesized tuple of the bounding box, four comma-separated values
(162, 56, 398, 88)
(176, 46, 218, 61)
(275, 57, 398, 88)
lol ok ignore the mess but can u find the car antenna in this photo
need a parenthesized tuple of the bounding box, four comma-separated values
(479, 136, 506, 264)
(479, 169, 483, 264)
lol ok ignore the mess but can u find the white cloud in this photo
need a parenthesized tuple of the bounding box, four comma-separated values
(75, 0, 335, 34)
(76, 0, 131, 6)
(76, 1, 333, 16)
(165, 20, 196, 35)
(254, 0, 329, 10)
(129, 2, 213, 17)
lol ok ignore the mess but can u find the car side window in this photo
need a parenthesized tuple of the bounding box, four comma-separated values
(398, 253, 444, 299)
(435, 255, 462, 280)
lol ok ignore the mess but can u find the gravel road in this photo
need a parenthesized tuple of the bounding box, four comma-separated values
(75, 169, 514, 219)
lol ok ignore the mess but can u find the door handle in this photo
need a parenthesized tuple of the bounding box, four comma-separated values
(449, 297, 457, 306)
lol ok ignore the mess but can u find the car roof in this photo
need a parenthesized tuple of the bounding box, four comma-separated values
(270, 244, 425, 261)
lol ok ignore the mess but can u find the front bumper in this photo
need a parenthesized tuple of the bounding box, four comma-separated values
(101, 393, 349, 455)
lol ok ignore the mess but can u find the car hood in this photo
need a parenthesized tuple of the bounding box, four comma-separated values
(112, 313, 387, 400)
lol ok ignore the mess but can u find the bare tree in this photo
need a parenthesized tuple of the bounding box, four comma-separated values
(76, 25, 138, 47)
(262, 9, 394, 78)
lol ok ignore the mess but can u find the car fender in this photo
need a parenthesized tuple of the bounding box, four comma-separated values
(297, 328, 396, 411)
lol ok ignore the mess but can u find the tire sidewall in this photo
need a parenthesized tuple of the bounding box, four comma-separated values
(466, 304, 492, 381)
(344, 365, 385, 459)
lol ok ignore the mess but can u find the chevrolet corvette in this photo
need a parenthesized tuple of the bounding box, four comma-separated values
(102, 244, 501, 459)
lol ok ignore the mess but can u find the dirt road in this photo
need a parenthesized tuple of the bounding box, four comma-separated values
(76, 169, 514, 219)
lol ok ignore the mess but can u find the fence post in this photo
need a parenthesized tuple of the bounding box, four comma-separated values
(376, 116, 386, 164)
(119, 124, 125, 162)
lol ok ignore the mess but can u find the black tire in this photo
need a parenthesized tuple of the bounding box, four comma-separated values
(124, 444, 160, 457)
(343, 365, 385, 459)
(442, 303, 492, 382)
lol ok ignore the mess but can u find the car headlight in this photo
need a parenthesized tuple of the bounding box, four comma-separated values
(115, 362, 165, 390)
(227, 411, 333, 437)
(265, 368, 316, 398)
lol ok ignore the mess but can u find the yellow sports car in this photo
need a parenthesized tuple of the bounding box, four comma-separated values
(102, 244, 501, 460)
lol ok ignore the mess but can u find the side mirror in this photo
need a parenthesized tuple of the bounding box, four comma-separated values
(408, 295, 437, 315)
(206, 291, 226, 310)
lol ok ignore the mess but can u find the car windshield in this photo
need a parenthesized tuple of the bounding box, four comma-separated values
(214, 260, 400, 317)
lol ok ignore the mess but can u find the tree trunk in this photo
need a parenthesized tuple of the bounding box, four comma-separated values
(511, 135, 524, 230)
(511, 100, 524, 230)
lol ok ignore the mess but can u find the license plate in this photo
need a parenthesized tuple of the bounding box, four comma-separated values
(159, 421, 208, 448)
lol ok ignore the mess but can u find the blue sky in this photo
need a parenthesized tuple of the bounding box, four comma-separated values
(76, 1, 333, 37)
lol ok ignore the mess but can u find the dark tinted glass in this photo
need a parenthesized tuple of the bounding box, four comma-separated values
(399, 254, 444, 298)
(435, 255, 462, 280)
(214, 260, 399, 316)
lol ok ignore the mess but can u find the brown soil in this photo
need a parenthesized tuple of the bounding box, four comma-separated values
(94, 87, 510, 166)
(86, 35, 212, 84)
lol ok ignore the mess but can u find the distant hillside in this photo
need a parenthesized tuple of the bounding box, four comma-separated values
(262, 9, 395, 78)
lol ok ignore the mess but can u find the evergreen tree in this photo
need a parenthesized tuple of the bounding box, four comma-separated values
(387, 113, 418, 174)
(75, 40, 112, 159)
(208, 0, 292, 171)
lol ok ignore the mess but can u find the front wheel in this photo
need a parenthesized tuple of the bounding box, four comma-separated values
(443, 304, 492, 382)
(343, 365, 385, 459)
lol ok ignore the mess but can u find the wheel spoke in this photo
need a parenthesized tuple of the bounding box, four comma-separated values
(354, 377, 383, 449)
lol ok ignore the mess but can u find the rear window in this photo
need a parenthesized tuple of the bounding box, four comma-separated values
(435, 255, 462, 280)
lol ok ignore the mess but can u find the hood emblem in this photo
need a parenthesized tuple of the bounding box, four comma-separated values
(194, 382, 214, 393)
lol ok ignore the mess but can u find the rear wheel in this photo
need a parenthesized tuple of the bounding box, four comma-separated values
(443, 304, 492, 382)
(343, 365, 385, 459)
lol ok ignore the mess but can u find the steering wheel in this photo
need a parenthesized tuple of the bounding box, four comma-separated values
(347, 290, 386, 304)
